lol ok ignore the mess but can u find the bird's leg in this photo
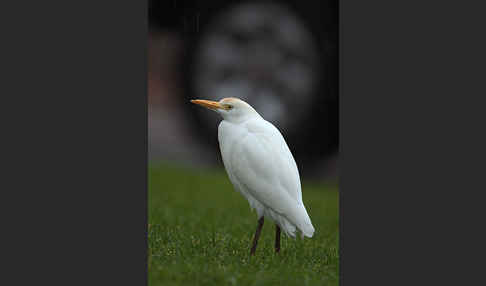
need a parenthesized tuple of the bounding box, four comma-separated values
(275, 225, 281, 253)
(250, 217, 264, 256)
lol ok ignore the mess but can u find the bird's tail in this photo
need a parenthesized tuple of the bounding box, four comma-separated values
(269, 203, 315, 238)
(295, 204, 315, 238)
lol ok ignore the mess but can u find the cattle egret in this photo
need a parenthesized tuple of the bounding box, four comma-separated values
(191, 97, 315, 255)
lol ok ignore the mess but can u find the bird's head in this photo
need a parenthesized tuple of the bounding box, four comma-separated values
(190, 97, 261, 123)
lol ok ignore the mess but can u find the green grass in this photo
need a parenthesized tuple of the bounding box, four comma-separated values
(148, 162, 339, 286)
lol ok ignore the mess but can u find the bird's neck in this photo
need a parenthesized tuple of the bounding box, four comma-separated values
(223, 113, 262, 124)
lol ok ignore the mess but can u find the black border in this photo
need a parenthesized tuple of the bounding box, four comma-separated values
(341, 0, 486, 284)
(3, 0, 148, 284)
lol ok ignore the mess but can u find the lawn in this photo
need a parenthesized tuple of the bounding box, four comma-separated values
(148, 162, 339, 286)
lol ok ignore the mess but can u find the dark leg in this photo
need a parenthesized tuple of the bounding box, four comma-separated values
(250, 217, 264, 256)
(275, 225, 281, 253)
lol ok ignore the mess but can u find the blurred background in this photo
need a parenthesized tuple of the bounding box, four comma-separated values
(148, 0, 338, 180)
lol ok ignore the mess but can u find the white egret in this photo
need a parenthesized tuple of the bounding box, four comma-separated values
(191, 97, 315, 255)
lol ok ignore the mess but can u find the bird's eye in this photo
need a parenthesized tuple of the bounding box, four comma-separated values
(226, 105, 233, 110)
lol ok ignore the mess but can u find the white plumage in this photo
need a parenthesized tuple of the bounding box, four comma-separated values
(191, 97, 314, 253)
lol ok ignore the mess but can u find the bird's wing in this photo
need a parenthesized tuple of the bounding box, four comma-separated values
(229, 118, 304, 217)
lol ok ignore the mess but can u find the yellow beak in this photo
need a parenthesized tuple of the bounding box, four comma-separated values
(190, 99, 223, 110)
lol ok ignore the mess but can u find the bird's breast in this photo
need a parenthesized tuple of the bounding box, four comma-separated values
(218, 121, 243, 172)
